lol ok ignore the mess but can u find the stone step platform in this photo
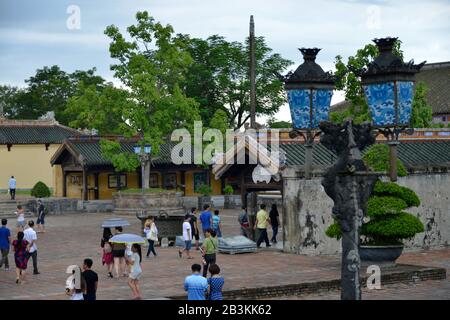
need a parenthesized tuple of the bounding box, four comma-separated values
(168, 264, 447, 300)
(0, 200, 31, 218)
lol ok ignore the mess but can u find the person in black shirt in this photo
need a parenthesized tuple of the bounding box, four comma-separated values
(82, 258, 98, 301)
(269, 204, 280, 244)
(189, 207, 200, 250)
(36, 200, 46, 233)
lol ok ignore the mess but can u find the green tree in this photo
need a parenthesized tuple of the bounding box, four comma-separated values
(98, 11, 200, 171)
(182, 35, 292, 129)
(3, 66, 106, 124)
(410, 81, 433, 128)
(330, 40, 403, 124)
(267, 117, 292, 128)
(0, 85, 23, 118)
(65, 83, 131, 135)
(208, 109, 229, 135)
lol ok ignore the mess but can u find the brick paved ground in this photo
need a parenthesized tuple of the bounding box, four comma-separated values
(0, 210, 448, 300)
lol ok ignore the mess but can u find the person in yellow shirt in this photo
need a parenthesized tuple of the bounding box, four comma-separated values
(254, 204, 271, 248)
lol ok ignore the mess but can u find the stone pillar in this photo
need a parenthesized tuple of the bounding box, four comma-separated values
(281, 167, 302, 253)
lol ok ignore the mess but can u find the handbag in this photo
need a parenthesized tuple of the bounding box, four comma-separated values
(104, 242, 112, 253)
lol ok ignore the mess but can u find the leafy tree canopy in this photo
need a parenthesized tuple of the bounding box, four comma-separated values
(181, 34, 292, 129)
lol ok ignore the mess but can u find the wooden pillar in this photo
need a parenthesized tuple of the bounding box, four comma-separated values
(240, 172, 246, 207)
(82, 168, 88, 201)
(63, 171, 67, 197)
(180, 170, 186, 195)
(94, 173, 99, 200)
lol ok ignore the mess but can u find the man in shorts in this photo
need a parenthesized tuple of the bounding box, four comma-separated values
(36, 200, 46, 233)
(179, 215, 193, 259)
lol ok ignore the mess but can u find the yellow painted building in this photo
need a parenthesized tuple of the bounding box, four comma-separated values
(0, 119, 80, 192)
(50, 136, 224, 200)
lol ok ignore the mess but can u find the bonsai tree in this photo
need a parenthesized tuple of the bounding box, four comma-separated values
(223, 185, 234, 195)
(31, 181, 51, 198)
(326, 144, 424, 246)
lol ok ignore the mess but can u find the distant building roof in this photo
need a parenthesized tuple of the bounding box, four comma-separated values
(0, 119, 80, 145)
(416, 62, 450, 115)
(50, 136, 180, 168)
(279, 140, 450, 170)
(330, 61, 450, 116)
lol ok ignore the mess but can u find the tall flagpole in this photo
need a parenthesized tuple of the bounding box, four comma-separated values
(250, 15, 256, 129)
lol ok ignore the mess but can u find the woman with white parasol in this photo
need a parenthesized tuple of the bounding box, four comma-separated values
(109, 233, 145, 300)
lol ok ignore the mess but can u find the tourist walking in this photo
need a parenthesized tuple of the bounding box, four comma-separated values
(36, 200, 46, 233)
(101, 228, 114, 278)
(179, 214, 193, 259)
(15, 205, 25, 232)
(199, 204, 213, 236)
(9, 176, 16, 200)
(24, 220, 39, 274)
(112, 227, 127, 278)
(184, 263, 208, 300)
(212, 210, 222, 238)
(189, 207, 200, 250)
(82, 258, 98, 301)
(238, 206, 251, 239)
(207, 264, 224, 300)
(0, 219, 11, 271)
(66, 265, 86, 300)
(12, 231, 29, 284)
(255, 204, 271, 248)
(201, 229, 218, 277)
(269, 204, 280, 244)
(127, 243, 142, 300)
(144, 218, 158, 258)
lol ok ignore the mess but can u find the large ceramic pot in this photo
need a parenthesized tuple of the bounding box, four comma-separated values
(360, 245, 404, 267)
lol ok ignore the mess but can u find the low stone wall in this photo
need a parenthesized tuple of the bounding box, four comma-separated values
(282, 170, 450, 255)
(181, 195, 242, 210)
(25, 198, 114, 215)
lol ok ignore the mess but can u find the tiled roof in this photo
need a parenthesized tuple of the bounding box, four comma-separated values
(52, 138, 177, 167)
(0, 120, 79, 144)
(416, 62, 450, 115)
(279, 141, 450, 169)
(330, 100, 351, 113)
(52, 136, 449, 171)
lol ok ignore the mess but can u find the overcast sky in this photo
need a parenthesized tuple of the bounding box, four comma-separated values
(0, 0, 449, 121)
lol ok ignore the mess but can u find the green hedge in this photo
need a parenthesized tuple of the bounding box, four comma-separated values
(325, 179, 424, 245)
(367, 196, 408, 217)
(31, 181, 51, 198)
(361, 212, 424, 240)
(373, 181, 420, 207)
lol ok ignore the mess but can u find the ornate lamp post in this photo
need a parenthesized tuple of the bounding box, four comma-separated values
(134, 144, 152, 191)
(282, 48, 335, 179)
(359, 37, 425, 181)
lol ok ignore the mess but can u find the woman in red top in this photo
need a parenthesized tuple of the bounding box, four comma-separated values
(12, 231, 29, 284)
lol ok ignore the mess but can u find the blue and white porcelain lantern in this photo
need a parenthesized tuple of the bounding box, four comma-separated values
(361, 37, 425, 128)
(284, 48, 335, 130)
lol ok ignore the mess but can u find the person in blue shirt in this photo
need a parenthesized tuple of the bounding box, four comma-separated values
(199, 204, 213, 236)
(0, 219, 11, 271)
(184, 264, 208, 300)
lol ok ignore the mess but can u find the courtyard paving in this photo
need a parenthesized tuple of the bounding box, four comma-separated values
(0, 210, 448, 300)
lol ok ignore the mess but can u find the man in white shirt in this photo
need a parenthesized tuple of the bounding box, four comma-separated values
(9, 176, 16, 200)
(24, 220, 40, 275)
(178, 215, 193, 259)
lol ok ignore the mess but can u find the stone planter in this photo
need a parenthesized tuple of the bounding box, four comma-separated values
(360, 245, 404, 267)
(113, 191, 185, 245)
(198, 196, 212, 210)
(224, 195, 236, 209)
